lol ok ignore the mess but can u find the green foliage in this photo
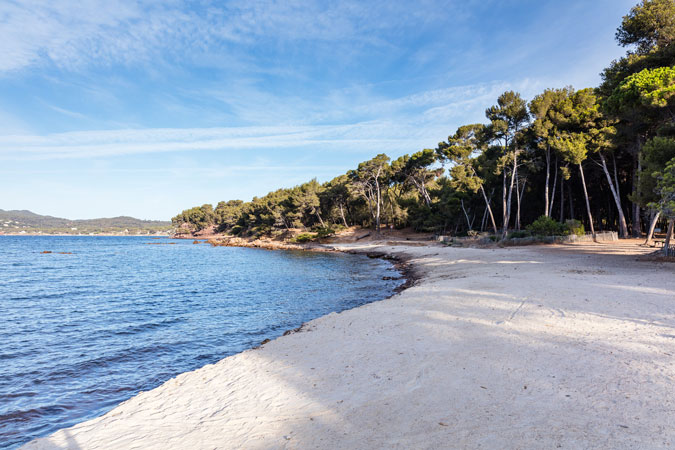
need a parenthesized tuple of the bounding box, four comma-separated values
(607, 65, 675, 112)
(651, 156, 675, 217)
(526, 215, 567, 236)
(566, 219, 585, 236)
(315, 227, 336, 238)
(169, 3, 675, 243)
(616, 0, 675, 54)
(172, 204, 216, 231)
(485, 91, 530, 144)
(215, 200, 244, 231)
(637, 136, 675, 206)
(437, 124, 487, 193)
(293, 233, 317, 243)
(554, 133, 589, 166)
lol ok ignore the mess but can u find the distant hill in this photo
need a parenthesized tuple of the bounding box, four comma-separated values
(0, 209, 172, 235)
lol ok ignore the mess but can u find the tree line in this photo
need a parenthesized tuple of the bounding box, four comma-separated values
(173, 0, 675, 252)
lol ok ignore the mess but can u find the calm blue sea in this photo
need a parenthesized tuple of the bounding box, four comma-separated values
(0, 236, 402, 449)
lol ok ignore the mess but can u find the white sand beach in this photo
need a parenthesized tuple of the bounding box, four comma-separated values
(24, 241, 675, 449)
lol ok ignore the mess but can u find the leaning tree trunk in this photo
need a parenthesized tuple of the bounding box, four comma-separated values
(664, 219, 674, 256)
(645, 210, 661, 245)
(599, 153, 628, 238)
(315, 211, 326, 228)
(502, 152, 518, 239)
(479, 185, 499, 236)
(578, 163, 596, 240)
(461, 199, 473, 230)
(338, 204, 348, 227)
(549, 157, 558, 217)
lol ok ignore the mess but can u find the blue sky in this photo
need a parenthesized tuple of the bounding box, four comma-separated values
(0, 0, 636, 220)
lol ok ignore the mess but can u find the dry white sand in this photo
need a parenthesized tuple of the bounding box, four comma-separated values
(24, 241, 675, 449)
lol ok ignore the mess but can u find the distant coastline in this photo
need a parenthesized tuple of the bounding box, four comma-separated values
(0, 233, 170, 237)
(0, 209, 172, 236)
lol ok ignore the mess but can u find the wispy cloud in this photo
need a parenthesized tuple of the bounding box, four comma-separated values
(1, 78, 546, 160)
(0, 123, 423, 160)
(0, 0, 461, 73)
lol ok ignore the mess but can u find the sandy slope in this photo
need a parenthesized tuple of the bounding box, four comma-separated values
(24, 241, 675, 449)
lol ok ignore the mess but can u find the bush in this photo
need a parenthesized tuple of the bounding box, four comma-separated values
(315, 227, 336, 239)
(293, 233, 317, 243)
(508, 230, 531, 239)
(565, 219, 585, 236)
(526, 215, 566, 236)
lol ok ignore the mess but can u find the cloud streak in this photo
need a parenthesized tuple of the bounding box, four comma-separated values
(0, 0, 461, 73)
(0, 123, 424, 160)
(1, 78, 547, 161)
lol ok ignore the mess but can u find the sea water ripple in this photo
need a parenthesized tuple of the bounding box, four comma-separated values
(0, 236, 402, 448)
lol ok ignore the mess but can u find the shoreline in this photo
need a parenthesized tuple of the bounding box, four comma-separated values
(24, 240, 675, 449)
(0, 234, 170, 237)
(185, 232, 427, 296)
(17, 240, 418, 449)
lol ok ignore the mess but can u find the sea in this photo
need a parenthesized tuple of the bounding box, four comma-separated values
(0, 236, 403, 448)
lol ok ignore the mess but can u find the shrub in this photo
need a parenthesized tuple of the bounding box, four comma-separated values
(293, 233, 316, 243)
(315, 227, 336, 239)
(526, 215, 566, 236)
(565, 219, 585, 236)
(508, 230, 531, 239)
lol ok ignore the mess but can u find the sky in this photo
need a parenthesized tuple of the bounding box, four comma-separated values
(0, 0, 637, 220)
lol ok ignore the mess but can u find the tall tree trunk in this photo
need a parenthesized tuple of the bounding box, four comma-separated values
(345, 202, 353, 226)
(480, 206, 487, 232)
(338, 204, 348, 227)
(549, 157, 558, 217)
(645, 210, 661, 245)
(568, 179, 575, 220)
(544, 147, 550, 217)
(559, 176, 565, 222)
(578, 163, 596, 239)
(502, 165, 508, 235)
(461, 199, 472, 230)
(517, 178, 527, 230)
(664, 218, 674, 256)
(632, 155, 642, 238)
(515, 171, 522, 231)
(388, 192, 396, 229)
(315, 211, 326, 228)
(420, 181, 431, 206)
(480, 185, 499, 236)
(599, 153, 628, 237)
(502, 152, 518, 238)
(375, 178, 381, 234)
